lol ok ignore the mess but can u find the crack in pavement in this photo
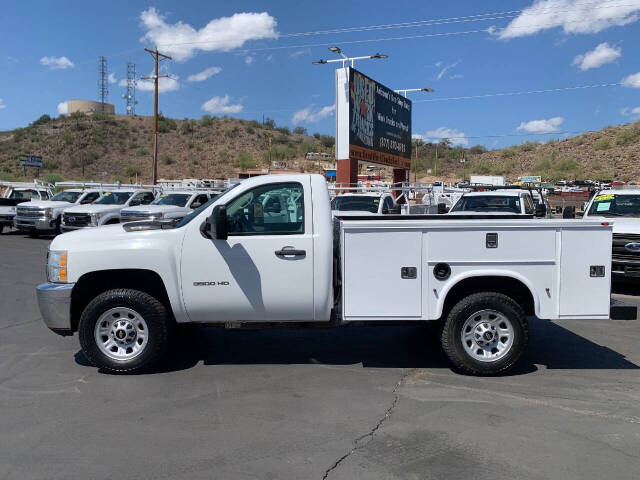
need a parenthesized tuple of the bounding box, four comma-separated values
(321, 368, 415, 480)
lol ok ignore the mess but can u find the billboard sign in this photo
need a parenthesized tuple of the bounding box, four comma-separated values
(519, 175, 542, 183)
(19, 155, 43, 168)
(336, 67, 412, 169)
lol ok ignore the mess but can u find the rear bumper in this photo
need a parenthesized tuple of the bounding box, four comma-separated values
(611, 298, 637, 320)
(14, 215, 56, 231)
(36, 283, 75, 334)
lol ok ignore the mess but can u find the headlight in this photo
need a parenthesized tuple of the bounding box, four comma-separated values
(45, 208, 53, 218)
(47, 250, 68, 283)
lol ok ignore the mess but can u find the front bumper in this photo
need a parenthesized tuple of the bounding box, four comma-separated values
(611, 298, 637, 320)
(36, 283, 75, 335)
(61, 224, 94, 232)
(14, 215, 56, 231)
(0, 213, 15, 225)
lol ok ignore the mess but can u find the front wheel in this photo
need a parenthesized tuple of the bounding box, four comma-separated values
(441, 292, 529, 376)
(78, 289, 171, 373)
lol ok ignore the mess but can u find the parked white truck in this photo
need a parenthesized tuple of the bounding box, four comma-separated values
(119, 190, 216, 223)
(14, 188, 103, 235)
(581, 188, 640, 279)
(36, 174, 635, 375)
(61, 189, 155, 231)
(0, 182, 53, 233)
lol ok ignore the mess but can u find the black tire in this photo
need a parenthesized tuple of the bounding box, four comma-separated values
(78, 289, 171, 373)
(54, 217, 61, 235)
(441, 292, 529, 376)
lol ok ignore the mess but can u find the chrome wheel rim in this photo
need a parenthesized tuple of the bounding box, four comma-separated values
(94, 307, 149, 361)
(460, 309, 514, 363)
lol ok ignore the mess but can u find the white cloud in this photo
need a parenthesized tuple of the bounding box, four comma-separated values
(201, 95, 243, 114)
(449, 74, 464, 80)
(517, 117, 564, 133)
(292, 104, 335, 124)
(266, 54, 273, 61)
(424, 127, 469, 146)
(187, 66, 222, 82)
(245, 55, 254, 65)
(289, 49, 311, 58)
(621, 106, 640, 118)
(572, 42, 621, 70)
(0, 98, 5, 110)
(436, 60, 460, 80)
(117, 78, 127, 87)
(108, 72, 117, 84)
(137, 74, 180, 93)
(57, 101, 68, 115)
(498, 0, 640, 39)
(139, 7, 278, 62)
(622, 72, 640, 88)
(40, 56, 74, 70)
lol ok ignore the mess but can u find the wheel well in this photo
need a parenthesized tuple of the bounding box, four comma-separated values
(70, 269, 173, 331)
(441, 276, 535, 319)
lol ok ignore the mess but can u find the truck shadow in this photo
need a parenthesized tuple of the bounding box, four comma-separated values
(77, 317, 638, 375)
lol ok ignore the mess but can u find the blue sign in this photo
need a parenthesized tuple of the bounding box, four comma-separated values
(19, 155, 43, 168)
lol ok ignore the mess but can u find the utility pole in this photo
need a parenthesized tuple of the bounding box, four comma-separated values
(142, 48, 172, 185)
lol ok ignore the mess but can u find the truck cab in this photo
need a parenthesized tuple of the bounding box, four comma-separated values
(120, 190, 216, 222)
(448, 190, 543, 216)
(14, 189, 102, 235)
(61, 189, 155, 231)
(582, 188, 640, 278)
(331, 192, 397, 216)
(0, 183, 53, 233)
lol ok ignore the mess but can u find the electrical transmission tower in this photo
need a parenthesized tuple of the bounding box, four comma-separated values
(98, 56, 108, 113)
(124, 62, 137, 115)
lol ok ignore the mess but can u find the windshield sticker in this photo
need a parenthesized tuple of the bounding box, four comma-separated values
(374, 199, 380, 203)
(160, 194, 168, 198)
(103, 192, 111, 196)
(596, 202, 611, 212)
(595, 194, 614, 202)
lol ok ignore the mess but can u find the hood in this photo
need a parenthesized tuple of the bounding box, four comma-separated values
(19, 200, 74, 209)
(63, 203, 124, 214)
(607, 217, 640, 235)
(446, 211, 519, 216)
(120, 205, 186, 214)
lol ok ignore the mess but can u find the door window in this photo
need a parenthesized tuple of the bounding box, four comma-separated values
(383, 197, 394, 213)
(81, 192, 100, 204)
(226, 182, 304, 235)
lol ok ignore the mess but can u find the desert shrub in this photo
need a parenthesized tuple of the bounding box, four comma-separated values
(41, 173, 63, 184)
(469, 144, 487, 154)
(157, 114, 177, 133)
(293, 126, 307, 135)
(235, 152, 255, 171)
(125, 165, 141, 177)
(161, 154, 174, 165)
(616, 124, 640, 146)
(594, 138, 610, 150)
(263, 117, 276, 130)
(246, 126, 255, 134)
(32, 114, 52, 126)
(200, 115, 214, 127)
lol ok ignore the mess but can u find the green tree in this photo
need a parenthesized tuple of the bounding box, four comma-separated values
(32, 114, 52, 126)
(235, 152, 256, 171)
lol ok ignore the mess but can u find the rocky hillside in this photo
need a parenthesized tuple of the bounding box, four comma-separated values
(416, 120, 640, 183)
(0, 113, 335, 184)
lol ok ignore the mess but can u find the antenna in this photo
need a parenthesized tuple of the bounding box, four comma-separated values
(124, 62, 137, 116)
(98, 56, 108, 113)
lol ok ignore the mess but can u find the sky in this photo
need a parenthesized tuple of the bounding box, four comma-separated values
(2, 0, 640, 149)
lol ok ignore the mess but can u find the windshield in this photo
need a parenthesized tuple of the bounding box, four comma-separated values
(152, 193, 191, 207)
(331, 196, 380, 213)
(175, 184, 239, 228)
(51, 191, 82, 203)
(451, 195, 521, 213)
(588, 193, 640, 217)
(94, 191, 132, 205)
(9, 190, 39, 200)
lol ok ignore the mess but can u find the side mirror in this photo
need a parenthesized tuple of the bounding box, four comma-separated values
(437, 203, 448, 214)
(535, 203, 547, 217)
(201, 205, 228, 240)
(191, 202, 202, 209)
(129, 199, 141, 207)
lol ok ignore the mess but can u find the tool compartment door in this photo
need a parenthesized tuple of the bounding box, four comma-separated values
(343, 229, 423, 319)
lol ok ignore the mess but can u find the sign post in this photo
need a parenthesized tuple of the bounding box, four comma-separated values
(335, 67, 412, 196)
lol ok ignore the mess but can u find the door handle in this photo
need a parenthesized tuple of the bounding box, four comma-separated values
(275, 247, 306, 258)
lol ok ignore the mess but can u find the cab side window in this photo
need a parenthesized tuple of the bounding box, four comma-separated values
(383, 197, 394, 213)
(131, 192, 155, 205)
(81, 192, 100, 204)
(191, 194, 208, 209)
(225, 183, 304, 235)
(523, 195, 535, 214)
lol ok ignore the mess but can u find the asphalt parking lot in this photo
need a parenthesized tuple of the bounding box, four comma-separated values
(1, 229, 640, 480)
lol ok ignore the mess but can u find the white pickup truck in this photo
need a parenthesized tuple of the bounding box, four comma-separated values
(0, 182, 53, 233)
(61, 189, 155, 231)
(14, 189, 103, 235)
(36, 174, 635, 375)
(119, 190, 216, 222)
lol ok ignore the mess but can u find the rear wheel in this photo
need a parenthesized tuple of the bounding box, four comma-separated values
(441, 292, 529, 376)
(78, 289, 171, 373)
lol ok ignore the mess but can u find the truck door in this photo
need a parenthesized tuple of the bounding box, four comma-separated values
(180, 179, 314, 322)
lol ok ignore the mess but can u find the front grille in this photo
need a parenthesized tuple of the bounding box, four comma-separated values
(121, 211, 152, 221)
(613, 233, 640, 260)
(63, 213, 91, 227)
(17, 207, 46, 218)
